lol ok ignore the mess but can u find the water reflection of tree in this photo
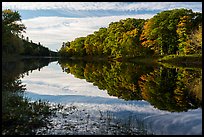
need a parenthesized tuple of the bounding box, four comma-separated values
(2, 58, 57, 135)
(60, 60, 155, 100)
(59, 60, 202, 112)
(138, 67, 202, 112)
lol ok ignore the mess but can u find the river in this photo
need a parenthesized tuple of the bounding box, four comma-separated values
(2, 58, 202, 135)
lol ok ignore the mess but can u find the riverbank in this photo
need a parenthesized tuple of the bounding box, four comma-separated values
(2, 55, 60, 62)
(61, 55, 160, 64)
(157, 54, 202, 69)
(7, 54, 201, 69)
(59, 54, 202, 66)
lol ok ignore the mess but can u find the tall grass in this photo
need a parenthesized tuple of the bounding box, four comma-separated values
(36, 104, 153, 135)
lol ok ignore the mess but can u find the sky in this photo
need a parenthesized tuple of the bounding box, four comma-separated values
(2, 2, 202, 51)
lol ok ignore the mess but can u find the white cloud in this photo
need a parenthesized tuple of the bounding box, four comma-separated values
(21, 61, 116, 98)
(22, 14, 154, 51)
(2, 2, 202, 12)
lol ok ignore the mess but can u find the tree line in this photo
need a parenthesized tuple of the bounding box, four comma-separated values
(2, 9, 57, 57)
(59, 8, 202, 58)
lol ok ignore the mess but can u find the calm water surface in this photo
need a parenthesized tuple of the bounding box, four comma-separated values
(3, 58, 202, 135)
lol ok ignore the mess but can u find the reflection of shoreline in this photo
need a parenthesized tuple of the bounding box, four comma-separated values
(58, 60, 202, 112)
(157, 61, 202, 70)
(2, 58, 58, 135)
(23, 59, 202, 112)
(190, 78, 202, 101)
(2, 57, 58, 80)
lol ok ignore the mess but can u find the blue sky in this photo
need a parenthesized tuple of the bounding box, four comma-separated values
(2, 2, 202, 51)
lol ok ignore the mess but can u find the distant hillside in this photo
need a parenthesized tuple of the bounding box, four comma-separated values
(2, 9, 57, 57)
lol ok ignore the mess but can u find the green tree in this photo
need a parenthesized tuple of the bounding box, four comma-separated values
(189, 24, 202, 54)
(140, 8, 201, 55)
(2, 9, 26, 35)
(2, 9, 26, 55)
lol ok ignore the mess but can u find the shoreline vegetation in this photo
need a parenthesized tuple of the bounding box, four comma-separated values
(54, 54, 202, 69)
(2, 54, 202, 69)
(157, 54, 202, 69)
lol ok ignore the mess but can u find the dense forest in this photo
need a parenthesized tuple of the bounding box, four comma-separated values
(59, 8, 202, 59)
(2, 9, 57, 57)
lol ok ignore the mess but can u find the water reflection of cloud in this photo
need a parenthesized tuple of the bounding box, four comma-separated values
(144, 109, 202, 135)
(24, 91, 202, 135)
(24, 91, 170, 117)
(21, 62, 115, 98)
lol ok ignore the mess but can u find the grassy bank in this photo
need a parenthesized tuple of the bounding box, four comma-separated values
(123, 55, 161, 63)
(157, 54, 202, 69)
